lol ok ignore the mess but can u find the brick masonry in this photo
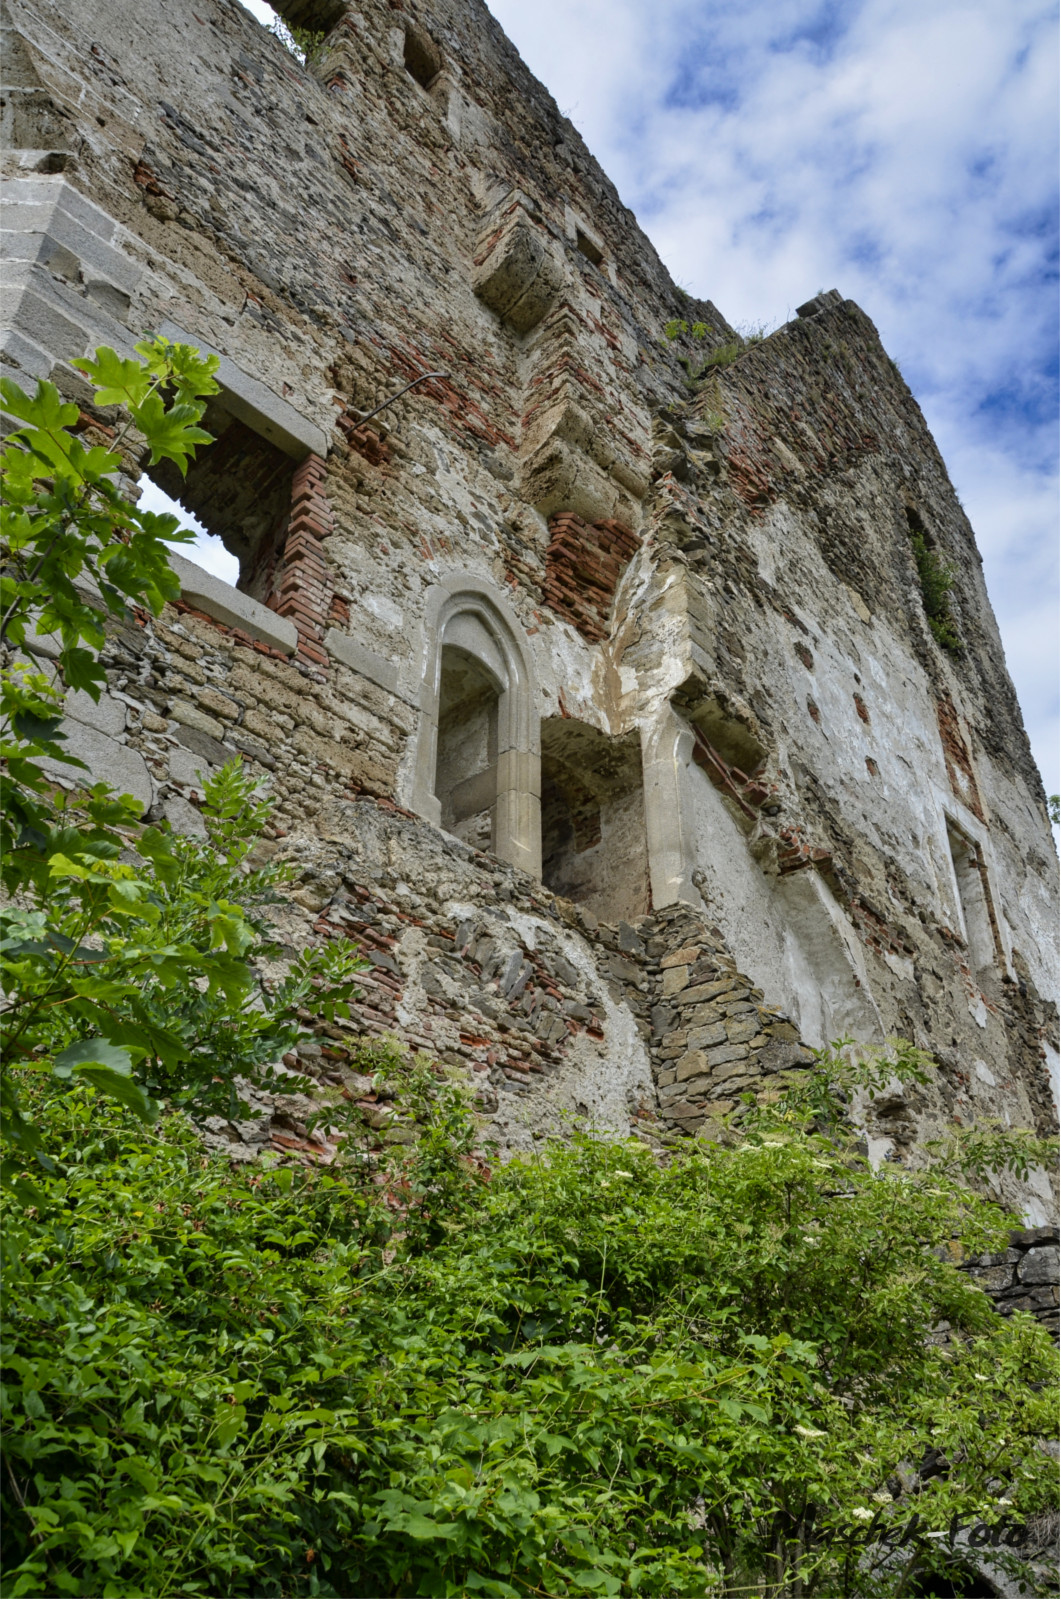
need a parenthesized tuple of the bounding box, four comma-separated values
(268, 453, 337, 668)
(543, 513, 640, 641)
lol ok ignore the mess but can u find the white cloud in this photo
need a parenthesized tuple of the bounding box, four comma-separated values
(489, 0, 1059, 797)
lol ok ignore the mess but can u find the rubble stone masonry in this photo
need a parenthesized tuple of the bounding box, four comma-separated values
(1, 0, 1057, 1328)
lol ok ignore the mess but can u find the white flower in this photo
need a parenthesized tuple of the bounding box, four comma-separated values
(615, 1170, 633, 1178)
(852, 1507, 875, 1522)
(873, 1493, 892, 1504)
(996, 1498, 1013, 1507)
(795, 1425, 826, 1439)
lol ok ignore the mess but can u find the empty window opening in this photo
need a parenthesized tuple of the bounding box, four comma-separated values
(540, 717, 648, 924)
(403, 25, 440, 89)
(434, 646, 500, 852)
(575, 228, 604, 267)
(144, 396, 295, 601)
(947, 822, 1001, 971)
(242, 2, 345, 58)
(137, 478, 239, 587)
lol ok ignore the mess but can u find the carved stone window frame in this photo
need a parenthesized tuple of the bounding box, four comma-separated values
(563, 203, 615, 287)
(410, 575, 541, 877)
(940, 801, 1011, 976)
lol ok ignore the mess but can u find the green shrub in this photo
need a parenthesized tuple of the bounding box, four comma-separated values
(269, 17, 327, 65)
(2, 1053, 1056, 1599)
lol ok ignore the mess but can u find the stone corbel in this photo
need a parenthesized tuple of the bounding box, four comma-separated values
(472, 199, 565, 335)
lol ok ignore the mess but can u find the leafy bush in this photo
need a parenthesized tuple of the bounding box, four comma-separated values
(2, 1056, 1056, 1599)
(663, 320, 713, 343)
(269, 16, 328, 66)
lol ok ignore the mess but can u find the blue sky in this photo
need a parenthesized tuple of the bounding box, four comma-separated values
(202, 2, 1059, 805)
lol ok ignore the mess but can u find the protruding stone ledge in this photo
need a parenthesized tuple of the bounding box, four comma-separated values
(157, 319, 329, 461)
(324, 627, 404, 698)
(168, 552, 298, 656)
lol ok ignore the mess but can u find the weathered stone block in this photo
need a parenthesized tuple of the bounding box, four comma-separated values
(682, 979, 738, 1005)
(706, 1041, 751, 1070)
(174, 722, 235, 767)
(661, 965, 690, 997)
(660, 944, 701, 969)
(757, 1039, 812, 1074)
(686, 1002, 724, 1026)
(473, 217, 563, 333)
(675, 1048, 709, 1082)
(168, 552, 299, 656)
(687, 1021, 727, 1050)
(325, 628, 401, 695)
(168, 698, 225, 740)
(195, 685, 240, 721)
(1019, 1246, 1059, 1285)
(163, 794, 207, 837)
(169, 744, 210, 787)
(40, 720, 152, 812)
(65, 687, 126, 737)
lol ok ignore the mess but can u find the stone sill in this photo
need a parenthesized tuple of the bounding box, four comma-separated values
(167, 552, 298, 656)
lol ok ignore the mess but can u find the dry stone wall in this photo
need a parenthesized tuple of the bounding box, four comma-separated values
(961, 1226, 1059, 1343)
(1, 0, 1057, 1261)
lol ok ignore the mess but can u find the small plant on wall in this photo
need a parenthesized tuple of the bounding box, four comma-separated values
(907, 506, 963, 653)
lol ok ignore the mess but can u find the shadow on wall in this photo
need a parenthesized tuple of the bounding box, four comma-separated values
(540, 717, 649, 926)
(435, 645, 501, 853)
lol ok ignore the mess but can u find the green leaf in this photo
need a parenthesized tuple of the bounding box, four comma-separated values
(74, 1065, 156, 1120)
(11, 711, 66, 745)
(53, 1038, 135, 1076)
(0, 376, 79, 432)
(71, 347, 154, 409)
(51, 1041, 154, 1120)
(390, 1513, 460, 1540)
(133, 391, 214, 473)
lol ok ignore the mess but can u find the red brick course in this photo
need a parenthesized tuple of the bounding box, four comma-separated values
(543, 511, 640, 642)
(266, 453, 337, 666)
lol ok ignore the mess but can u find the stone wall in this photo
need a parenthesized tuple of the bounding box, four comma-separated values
(962, 1226, 1059, 1342)
(1, 0, 1057, 1230)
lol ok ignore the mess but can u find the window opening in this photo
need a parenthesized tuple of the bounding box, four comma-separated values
(137, 478, 239, 588)
(540, 717, 648, 923)
(434, 645, 500, 851)
(907, 505, 961, 653)
(240, 2, 345, 56)
(946, 821, 1001, 971)
(575, 228, 604, 267)
(404, 25, 440, 90)
(144, 396, 295, 601)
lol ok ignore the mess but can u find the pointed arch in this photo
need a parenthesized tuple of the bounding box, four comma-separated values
(410, 576, 541, 877)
